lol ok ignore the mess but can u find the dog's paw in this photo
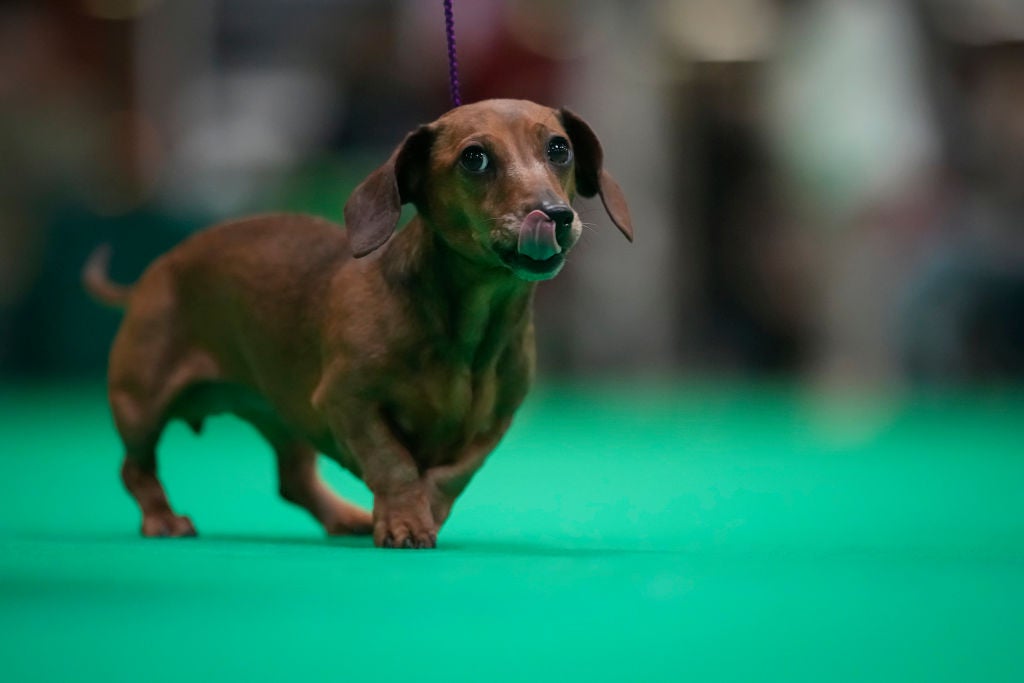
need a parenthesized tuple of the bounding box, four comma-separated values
(373, 492, 437, 549)
(141, 512, 197, 538)
(378, 527, 437, 549)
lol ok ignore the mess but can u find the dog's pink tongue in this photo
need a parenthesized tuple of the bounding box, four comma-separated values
(517, 210, 561, 261)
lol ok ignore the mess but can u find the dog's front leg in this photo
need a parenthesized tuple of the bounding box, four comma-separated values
(423, 419, 513, 530)
(328, 406, 436, 549)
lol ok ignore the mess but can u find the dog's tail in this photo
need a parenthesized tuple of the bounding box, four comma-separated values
(82, 245, 131, 309)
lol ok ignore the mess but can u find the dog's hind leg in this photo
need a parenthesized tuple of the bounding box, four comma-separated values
(105, 269, 218, 538)
(111, 389, 198, 538)
(109, 344, 218, 538)
(263, 425, 372, 536)
(119, 451, 197, 537)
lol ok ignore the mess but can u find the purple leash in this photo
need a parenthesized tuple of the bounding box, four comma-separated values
(443, 0, 461, 107)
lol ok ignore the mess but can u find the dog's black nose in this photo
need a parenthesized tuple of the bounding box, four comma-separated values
(541, 204, 575, 229)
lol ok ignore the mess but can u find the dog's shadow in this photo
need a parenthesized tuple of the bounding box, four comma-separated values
(16, 530, 670, 558)
(203, 533, 671, 558)
(203, 532, 374, 550)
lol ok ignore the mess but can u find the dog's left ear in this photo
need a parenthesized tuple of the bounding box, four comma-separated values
(344, 125, 434, 258)
(558, 108, 634, 242)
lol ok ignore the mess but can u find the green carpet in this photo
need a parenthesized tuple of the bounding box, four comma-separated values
(1, 382, 1022, 682)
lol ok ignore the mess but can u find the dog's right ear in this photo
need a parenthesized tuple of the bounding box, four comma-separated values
(344, 125, 434, 258)
(558, 108, 633, 242)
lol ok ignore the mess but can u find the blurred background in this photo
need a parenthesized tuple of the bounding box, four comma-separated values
(3, 0, 1024, 387)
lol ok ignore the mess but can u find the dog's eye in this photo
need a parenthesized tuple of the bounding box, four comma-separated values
(459, 146, 490, 174)
(547, 137, 572, 166)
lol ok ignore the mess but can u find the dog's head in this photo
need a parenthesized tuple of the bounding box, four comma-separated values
(344, 99, 633, 281)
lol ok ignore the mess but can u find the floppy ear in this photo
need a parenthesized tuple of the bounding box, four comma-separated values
(558, 108, 634, 242)
(343, 125, 434, 258)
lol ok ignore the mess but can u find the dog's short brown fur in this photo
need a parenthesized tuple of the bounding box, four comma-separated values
(84, 99, 632, 548)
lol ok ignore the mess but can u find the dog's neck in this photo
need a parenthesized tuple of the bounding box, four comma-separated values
(382, 216, 535, 369)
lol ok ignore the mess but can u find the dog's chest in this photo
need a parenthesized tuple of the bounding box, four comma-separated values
(389, 362, 501, 463)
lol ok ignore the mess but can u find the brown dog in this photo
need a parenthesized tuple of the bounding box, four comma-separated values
(83, 99, 632, 548)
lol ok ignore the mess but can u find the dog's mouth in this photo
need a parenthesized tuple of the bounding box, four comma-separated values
(498, 210, 568, 281)
(501, 250, 566, 280)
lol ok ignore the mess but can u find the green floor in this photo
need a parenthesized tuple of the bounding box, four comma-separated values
(1, 382, 1023, 682)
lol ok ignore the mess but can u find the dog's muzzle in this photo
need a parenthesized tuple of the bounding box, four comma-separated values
(500, 205, 577, 280)
(518, 210, 562, 262)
